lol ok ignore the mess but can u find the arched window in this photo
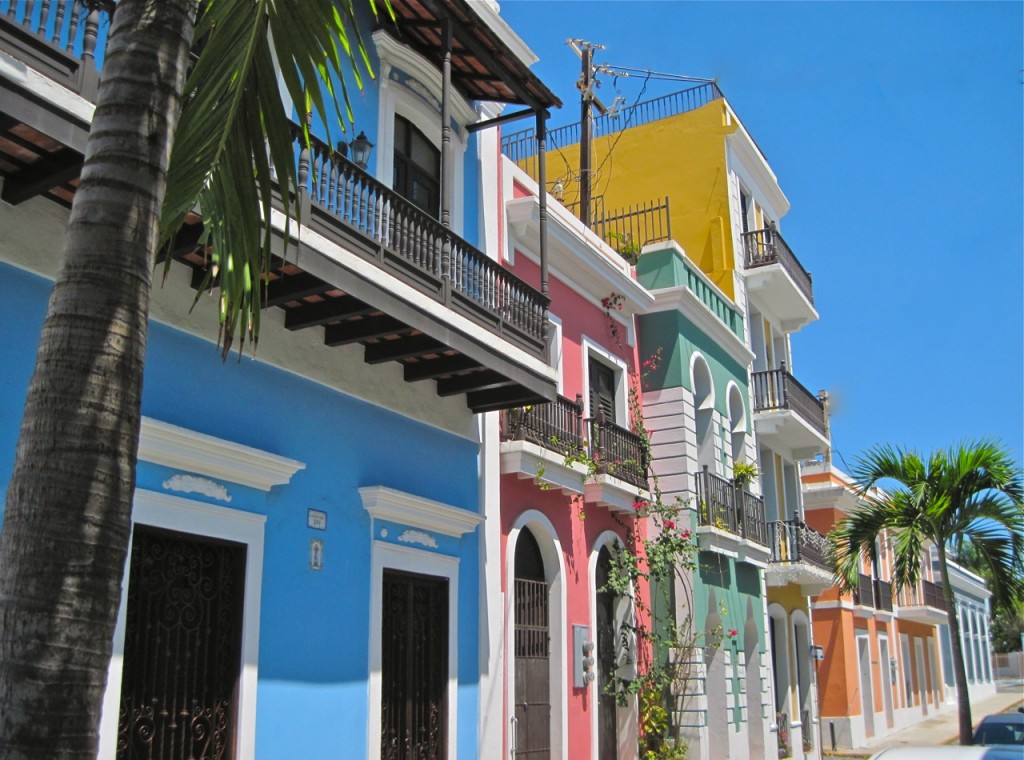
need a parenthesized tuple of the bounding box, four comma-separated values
(692, 356, 715, 470)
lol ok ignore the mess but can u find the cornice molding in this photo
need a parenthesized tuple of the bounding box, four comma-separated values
(138, 417, 305, 492)
(360, 485, 483, 537)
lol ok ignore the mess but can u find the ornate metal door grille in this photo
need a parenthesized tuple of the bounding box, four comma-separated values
(116, 526, 246, 760)
(595, 546, 618, 760)
(513, 528, 550, 759)
(381, 569, 448, 760)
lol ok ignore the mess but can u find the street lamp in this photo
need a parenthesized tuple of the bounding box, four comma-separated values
(350, 131, 374, 170)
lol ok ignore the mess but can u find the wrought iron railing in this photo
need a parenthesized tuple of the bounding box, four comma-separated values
(897, 578, 947, 612)
(501, 394, 584, 457)
(695, 466, 767, 546)
(586, 415, 648, 490)
(768, 519, 831, 571)
(500, 402, 649, 490)
(501, 83, 724, 168)
(751, 365, 827, 438)
(852, 572, 874, 608)
(741, 227, 814, 306)
(562, 196, 672, 263)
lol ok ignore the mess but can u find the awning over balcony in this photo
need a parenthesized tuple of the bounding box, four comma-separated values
(378, 0, 561, 110)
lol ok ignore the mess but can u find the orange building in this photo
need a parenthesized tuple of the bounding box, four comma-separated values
(802, 462, 948, 750)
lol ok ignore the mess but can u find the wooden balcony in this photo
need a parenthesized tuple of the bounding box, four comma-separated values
(695, 467, 768, 547)
(897, 578, 948, 624)
(751, 365, 829, 459)
(741, 227, 817, 331)
(0, 1, 558, 412)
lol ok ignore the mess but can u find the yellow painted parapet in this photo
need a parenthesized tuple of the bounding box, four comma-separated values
(517, 99, 743, 298)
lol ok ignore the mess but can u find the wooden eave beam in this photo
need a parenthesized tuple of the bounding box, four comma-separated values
(364, 334, 445, 364)
(435, 370, 512, 397)
(1, 146, 82, 205)
(284, 295, 375, 330)
(264, 272, 333, 307)
(403, 353, 480, 382)
(324, 315, 410, 346)
(467, 384, 546, 413)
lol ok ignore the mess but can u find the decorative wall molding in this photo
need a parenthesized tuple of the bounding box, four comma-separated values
(138, 417, 305, 491)
(360, 485, 483, 537)
(397, 529, 439, 549)
(162, 473, 232, 502)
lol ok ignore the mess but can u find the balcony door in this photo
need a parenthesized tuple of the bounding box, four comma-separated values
(393, 115, 440, 217)
(588, 357, 617, 425)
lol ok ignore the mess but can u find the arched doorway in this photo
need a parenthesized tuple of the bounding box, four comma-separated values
(514, 528, 551, 759)
(595, 545, 618, 760)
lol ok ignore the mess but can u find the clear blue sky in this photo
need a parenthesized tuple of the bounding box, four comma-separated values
(500, 0, 1024, 469)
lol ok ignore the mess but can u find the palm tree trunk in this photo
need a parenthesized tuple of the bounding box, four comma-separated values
(935, 542, 973, 745)
(0, 1, 196, 756)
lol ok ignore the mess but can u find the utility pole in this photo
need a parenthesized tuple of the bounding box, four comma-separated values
(568, 39, 605, 226)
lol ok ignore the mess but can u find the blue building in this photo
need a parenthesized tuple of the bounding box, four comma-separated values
(0, 1, 559, 757)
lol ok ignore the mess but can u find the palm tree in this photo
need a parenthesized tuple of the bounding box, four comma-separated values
(830, 440, 1024, 746)
(0, 0, 380, 755)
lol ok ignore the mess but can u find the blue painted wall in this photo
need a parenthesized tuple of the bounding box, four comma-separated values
(0, 262, 482, 758)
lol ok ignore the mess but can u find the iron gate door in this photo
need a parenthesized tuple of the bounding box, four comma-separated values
(381, 569, 448, 760)
(116, 525, 246, 760)
(514, 577, 551, 759)
(595, 546, 618, 760)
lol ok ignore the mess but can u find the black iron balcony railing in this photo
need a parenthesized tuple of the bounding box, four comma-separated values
(741, 227, 814, 306)
(767, 519, 831, 571)
(501, 82, 724, 168)
(298, 130, 548, 346)
(587, 415, 648, 490)
(751, 365, 828, 438)
(500, 402, 649, 491)
(852, 572, 874, 608)
(501, 394, 584, 457)
(562, 196, 672, 264)
(898, 578, 948, 612)
(695, 466, 768, 546)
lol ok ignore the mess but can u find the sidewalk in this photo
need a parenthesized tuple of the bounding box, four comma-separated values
(825, 681, 1024, 758)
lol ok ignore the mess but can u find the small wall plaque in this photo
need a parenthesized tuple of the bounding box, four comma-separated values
(307, 508, 327, 531)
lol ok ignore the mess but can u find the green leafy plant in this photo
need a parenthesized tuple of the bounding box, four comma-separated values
(732, 461, 759, 490)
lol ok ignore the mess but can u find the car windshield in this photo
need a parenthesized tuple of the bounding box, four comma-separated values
(974, 720, 1024, 746)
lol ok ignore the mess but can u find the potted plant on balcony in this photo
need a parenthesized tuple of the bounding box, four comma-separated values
(732, 461, 759, 491)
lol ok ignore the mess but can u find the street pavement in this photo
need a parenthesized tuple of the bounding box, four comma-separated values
(825, 680, 1024, 758)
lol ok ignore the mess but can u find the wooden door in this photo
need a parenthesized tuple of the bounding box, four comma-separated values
(514, 530, 550, 759)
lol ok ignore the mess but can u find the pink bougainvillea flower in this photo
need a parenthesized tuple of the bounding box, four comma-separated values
(728, 628, 738, 637)
(633, 499, 647, 511)
(664, 520, 676, 530)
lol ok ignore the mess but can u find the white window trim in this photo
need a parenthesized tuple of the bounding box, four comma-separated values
(373, 30, 474, 236)
(367, 540, 460, 760)
(505, 511, 569, 760)
(97, 490, 266, 759)
(548, 314, 564, 394)
(581, 336, 629, 424)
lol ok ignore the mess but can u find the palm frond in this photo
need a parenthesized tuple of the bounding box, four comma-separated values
(160, 0, 385, 354)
